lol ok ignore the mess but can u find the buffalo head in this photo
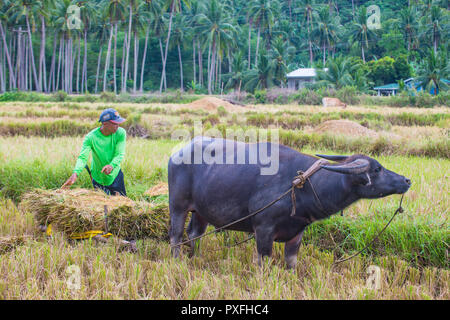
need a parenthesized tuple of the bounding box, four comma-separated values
(316, 154, 411, 199)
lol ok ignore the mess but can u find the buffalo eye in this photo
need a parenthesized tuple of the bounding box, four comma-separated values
(374, 166, 382, 173)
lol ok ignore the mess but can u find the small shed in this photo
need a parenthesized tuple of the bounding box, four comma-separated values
(287, 68, 323, 90)
(374, 78, 449, 96)
(373, 83, 399, 96)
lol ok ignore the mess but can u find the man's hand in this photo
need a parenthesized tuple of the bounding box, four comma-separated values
(61, 173, 78, 189)
(101, 165, 114, 175)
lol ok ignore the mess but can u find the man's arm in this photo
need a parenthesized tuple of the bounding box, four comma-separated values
(61, 135, 92, 188)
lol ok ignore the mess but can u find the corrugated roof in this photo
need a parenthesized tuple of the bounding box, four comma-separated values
(375, 78, 449, 91)
(287, 68, 326, 78)
(373, 83, 399, 90)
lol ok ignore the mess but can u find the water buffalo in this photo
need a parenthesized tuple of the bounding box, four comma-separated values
(168, 136, 411, 268)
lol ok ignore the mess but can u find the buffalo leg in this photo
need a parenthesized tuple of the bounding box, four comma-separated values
(284, 230, 304, 269)
(255, 228, 274, 266)
(186, 212, 208, 257)
(169, 205, 189, 258)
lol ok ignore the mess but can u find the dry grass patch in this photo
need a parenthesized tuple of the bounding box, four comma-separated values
(144, 182, 169, 197)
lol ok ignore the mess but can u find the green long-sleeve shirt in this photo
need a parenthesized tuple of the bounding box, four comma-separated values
(73, 127, 126, 186)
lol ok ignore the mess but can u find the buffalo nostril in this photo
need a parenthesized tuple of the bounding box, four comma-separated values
(405, 178, 411, 185)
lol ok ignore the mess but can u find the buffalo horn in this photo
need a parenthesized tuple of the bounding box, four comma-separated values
(321, 159, 370, 174)
(315, 154, 349, 162)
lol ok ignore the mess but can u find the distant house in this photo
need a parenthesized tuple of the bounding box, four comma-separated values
(374, 78, 449, 96)
(287, 68, 327, 90)
(373, 83, 399, 96)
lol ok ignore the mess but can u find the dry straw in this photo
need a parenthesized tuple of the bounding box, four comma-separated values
(20, 189, 169, 240)
(0, 235, 28, 254)
(144, 182, 169, 197)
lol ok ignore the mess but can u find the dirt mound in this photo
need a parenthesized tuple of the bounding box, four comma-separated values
(314, 120, 378, 137)
(188, 97, 241, 112)
(144, 182, 168, 197)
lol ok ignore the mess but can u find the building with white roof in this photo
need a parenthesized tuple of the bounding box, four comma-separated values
(286, 68, 326, 90)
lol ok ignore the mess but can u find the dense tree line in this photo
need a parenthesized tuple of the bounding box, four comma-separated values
(0, 0, 448, 95)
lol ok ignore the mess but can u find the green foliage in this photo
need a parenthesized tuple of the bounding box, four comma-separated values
(0, 92, 47, 102)
(216, 106, 228, 117)
(378, 29, 407, 57)
(254, 90, 267, 104)
(394, 54, 413, 80)
(100, 91, 117, 102)
(336, 86, 359, 105)
(52, 91, 68, 102)
(368, 56, 397, 86)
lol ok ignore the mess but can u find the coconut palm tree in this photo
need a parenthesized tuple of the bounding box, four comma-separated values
(224, 51, 247, 92)
(122, 0, 139, 93)
(186, 0, 204, 86)
(7, 0, 42, 91)
(104, 0, 126, 93)
(160, 0, 191, 92)
(196, 0, 236, 94)
(93, 21, 110, 94)
(37, 0, 56, 93)
(416, 49, 449, 95)
(316, 55, 355, 89)
(269, 36, 294, 87)
(421, 5, 448, 54)
(53, 0, 78, 93)
(248, 0, 274, 67)
(78, 0, 98, 93)
(399, 6, 419, 52)
(130, 1, 148, 93)
(171, 14, 187, 91)
(313, 5, 340, 65)
(243, 49, 274, 92)
(139, 0, 160, 93)
(246, 10, 253, 70)
(349, 6, 377, 63)
(149, 4, 167, 91)
(300, 0, 316, 65)
(0, 0, 16, 90)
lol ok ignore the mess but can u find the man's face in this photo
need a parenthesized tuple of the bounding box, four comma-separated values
(102, 121, 120, 135)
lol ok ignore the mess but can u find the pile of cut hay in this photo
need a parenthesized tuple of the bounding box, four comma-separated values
(187, 97, 242, 112)
(314, 120, 378, 138)
(144, 182, 168, 197)
(0, 236, 28, 255)
(20, 189, 169, 240)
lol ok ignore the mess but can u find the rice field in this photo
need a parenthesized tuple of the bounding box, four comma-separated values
(0, 100, 448, 300)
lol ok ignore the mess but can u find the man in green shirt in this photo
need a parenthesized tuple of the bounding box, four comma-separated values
(62, 108, 127, 196)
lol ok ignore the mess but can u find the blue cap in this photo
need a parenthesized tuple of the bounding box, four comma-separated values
(98, 108, 126, 124)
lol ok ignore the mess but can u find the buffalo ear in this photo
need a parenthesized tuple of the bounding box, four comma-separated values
(352, 173, 371, 186)
(315, 154, 349, 162)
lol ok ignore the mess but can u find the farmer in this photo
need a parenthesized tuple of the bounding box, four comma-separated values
(61, 108, 127, 196)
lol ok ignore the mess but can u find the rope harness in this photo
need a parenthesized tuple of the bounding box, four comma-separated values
(171, 159, 406, 265)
